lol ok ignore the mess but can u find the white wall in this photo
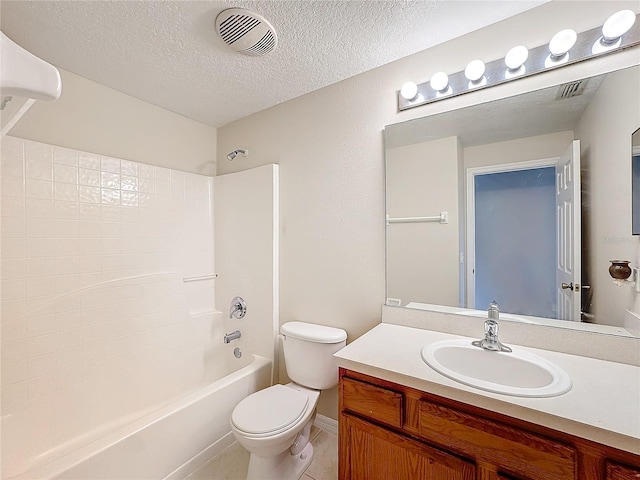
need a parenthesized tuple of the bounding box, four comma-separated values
(216, 2, 640, 418)
(463, 131, 575, 169)
(7, 69, 217, 175)
(386, 136, 460, 307)
(575, 66, 640, 326)
(214, 165, 279, 373)
(0, 136, 217, 477)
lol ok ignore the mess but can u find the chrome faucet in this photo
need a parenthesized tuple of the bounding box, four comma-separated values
(229, 296, 247, 319)
(471, 301, 512, 352)
(224, 330, 242, 344)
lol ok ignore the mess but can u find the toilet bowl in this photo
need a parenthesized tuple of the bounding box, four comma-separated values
(230, 322, 347, 480)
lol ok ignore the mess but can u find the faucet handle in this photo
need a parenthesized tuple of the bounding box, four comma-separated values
(230, 296, 247, 319)
(485, 319, 499, 339)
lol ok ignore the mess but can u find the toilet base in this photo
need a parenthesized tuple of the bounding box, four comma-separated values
(246, 442, 314, 480)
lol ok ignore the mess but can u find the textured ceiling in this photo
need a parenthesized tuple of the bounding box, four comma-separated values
(1, 1, 544, 127)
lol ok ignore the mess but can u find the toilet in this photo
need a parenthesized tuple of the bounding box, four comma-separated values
(230, 321, 347, 480)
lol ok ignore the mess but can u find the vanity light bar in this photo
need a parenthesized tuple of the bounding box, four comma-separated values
(398, 12, 640, 111)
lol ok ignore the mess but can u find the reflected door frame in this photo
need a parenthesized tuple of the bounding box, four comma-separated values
(465, 157, 559, 310)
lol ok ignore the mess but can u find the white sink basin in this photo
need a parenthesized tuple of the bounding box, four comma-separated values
(421, 339, 572, 397)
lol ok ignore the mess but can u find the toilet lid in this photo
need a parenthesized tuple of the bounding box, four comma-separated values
(231, 385, 309, 435)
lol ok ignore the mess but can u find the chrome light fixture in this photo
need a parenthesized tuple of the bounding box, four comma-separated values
(602, 9, 636, 43)
(398, 10, 640, 112)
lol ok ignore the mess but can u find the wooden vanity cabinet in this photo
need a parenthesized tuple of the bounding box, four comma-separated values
(339, 369, 640, 480)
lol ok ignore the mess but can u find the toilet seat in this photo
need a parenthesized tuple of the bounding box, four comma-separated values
(231, 385, 310, 438)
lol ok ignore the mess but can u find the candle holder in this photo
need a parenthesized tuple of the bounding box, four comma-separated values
(609, 260, 639, 290)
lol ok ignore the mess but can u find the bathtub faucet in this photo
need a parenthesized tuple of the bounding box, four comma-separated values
(224, 330, 242, 344)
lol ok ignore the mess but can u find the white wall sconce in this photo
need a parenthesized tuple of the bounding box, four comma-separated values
(602, 9, 636, 43)
(505, 45, 529, 70)
(464, 60, 486, 87)
(609, 260, 640, 291)
(398, 10, 640, 112)
(400, 81, 419, 100)
(430, 71, 449, 93)
(549, 29, 577, 59)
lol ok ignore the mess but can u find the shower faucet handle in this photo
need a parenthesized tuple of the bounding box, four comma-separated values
(230, 296, 247, 319)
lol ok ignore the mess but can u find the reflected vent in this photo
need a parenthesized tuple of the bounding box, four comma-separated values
(216, 8, 277, 57)
(556, 79, 589, 99)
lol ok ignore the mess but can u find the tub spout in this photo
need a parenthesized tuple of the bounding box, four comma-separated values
(224, 330, 242, 344)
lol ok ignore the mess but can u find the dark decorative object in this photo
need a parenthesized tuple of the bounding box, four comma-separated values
(609, 260, 633, 280)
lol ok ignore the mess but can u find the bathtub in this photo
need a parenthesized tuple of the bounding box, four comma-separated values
(8, 354, 272, 480)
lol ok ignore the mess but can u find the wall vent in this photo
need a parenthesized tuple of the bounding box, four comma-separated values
(216, 8, 277, 57)
(556, 79, 589, 99)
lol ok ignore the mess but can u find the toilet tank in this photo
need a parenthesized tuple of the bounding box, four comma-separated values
(280, 322, 347, 390)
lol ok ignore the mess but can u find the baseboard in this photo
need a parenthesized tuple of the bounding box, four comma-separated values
(313, 414, 338, 436)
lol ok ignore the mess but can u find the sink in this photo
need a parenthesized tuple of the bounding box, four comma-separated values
(421, 339, 571, 397)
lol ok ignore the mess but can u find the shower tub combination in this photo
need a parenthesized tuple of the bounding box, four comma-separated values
(7, 353, 271, 480)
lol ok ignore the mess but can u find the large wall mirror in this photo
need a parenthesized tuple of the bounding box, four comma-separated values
(385, 64, 640, 336)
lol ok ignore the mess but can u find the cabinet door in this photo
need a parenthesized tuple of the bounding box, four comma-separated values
(606, 461, 640, 480)
(340, 414, 476, 480)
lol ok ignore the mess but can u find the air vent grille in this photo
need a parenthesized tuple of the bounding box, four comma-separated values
(556, 79, 589, 99)
(216, 8, 277, 57)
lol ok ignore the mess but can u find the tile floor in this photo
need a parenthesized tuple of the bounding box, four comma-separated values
(186, 427, 337, 480)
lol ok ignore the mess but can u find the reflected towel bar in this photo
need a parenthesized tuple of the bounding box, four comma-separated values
(386, 212, 448, 225)
(183, 274, 218, 283)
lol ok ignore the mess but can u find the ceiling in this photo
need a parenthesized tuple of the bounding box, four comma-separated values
(0, 1, 545, 128)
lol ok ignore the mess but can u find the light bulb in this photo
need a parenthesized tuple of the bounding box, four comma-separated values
(430, 72, 449, 92)
(549, 29, 577, 58)
(400, 82, 418, 100)
(505, 46, 529, 70)
(464, 60, 485, 82)
(602, 10, 636, 43)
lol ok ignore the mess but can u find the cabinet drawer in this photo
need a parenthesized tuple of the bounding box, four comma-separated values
(342, 377, 403, 428)
(606, 461, 640, 480)
(419, 399, 576, 479)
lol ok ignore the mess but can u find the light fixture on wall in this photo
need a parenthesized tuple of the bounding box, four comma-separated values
(430, 71, 449, 93)
(398, 10, 640, 112)
(464, 60, 486, 87)
(609, 260, 640, 290)
(548, 29, 577, 59)
(400, 81, 419, 100)
(505, 45, 529, 70)
(602, 9, 636, 43)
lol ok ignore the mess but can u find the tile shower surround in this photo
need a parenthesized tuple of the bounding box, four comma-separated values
(0, 136, 217, 473)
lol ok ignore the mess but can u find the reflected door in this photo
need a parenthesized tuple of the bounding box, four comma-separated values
(470, 164, 556, 317)
(556, 140, 581, 321)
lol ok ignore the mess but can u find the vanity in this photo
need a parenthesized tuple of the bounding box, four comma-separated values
(335, 323, 640, 480)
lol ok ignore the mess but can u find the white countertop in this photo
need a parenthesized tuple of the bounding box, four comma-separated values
(334, 323, 640, 455)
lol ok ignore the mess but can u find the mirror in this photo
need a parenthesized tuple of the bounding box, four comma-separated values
(633, 127, 640, 234)
(385, 65, 640, 334)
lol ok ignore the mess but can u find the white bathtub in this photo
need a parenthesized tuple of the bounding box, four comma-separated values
(9, 354, 272, 480)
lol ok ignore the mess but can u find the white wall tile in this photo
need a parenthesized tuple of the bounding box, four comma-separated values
(101, 157, 120, 173)
(2, 216, 26, 237)
(54, 165, 78, 184)
(25, 198, 52, 219)
(2, 258, 26, 279)
(26, 258, 56, 278)
(26, 179, 53, 199)
(2, 175, 25, 197)
(2, 137, 219, 471)
(53, 148, 78, 166)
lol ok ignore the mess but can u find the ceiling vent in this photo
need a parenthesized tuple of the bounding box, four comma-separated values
(556, 79, 589, 100)
(216, 8, 277, 57)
